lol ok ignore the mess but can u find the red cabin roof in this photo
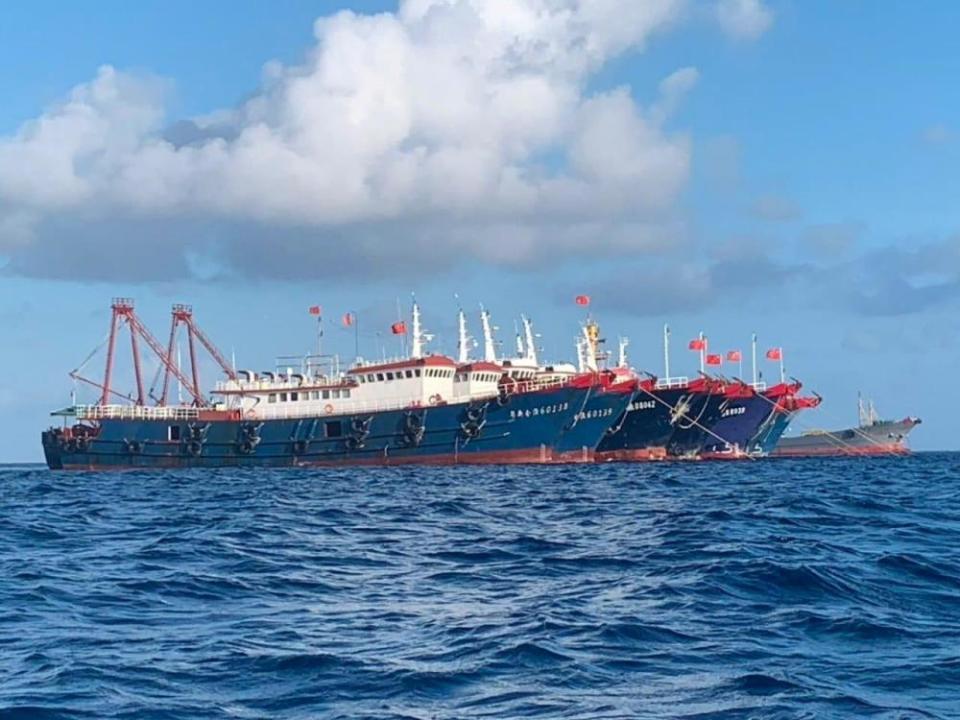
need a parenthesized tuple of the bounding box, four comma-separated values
(456, 361, 503, 373)
(347, 355, 457, 375)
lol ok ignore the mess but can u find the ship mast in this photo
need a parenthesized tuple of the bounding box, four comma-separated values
(480, 306, 497, 362)
(456, 306, 471, 363)
(618, 337, 629, 368)
(522, 315, 538, 365)
(751, 333, 758, 386)
(582, 322, 600, 372)
(663, 324, 671, 380)
(411, 299, 425, 359)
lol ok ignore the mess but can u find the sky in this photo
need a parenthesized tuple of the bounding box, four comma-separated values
(1, 0, 958, 461)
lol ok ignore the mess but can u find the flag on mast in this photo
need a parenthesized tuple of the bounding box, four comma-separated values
(575, 295, 590, 306)
(342, 312, 355, 327)
(308, 305, 321, 316)
(688, 338, 706, 351)
(391, 321, 407, 335)
(766, 348, 782, 360)
(705, 354, 722, 366)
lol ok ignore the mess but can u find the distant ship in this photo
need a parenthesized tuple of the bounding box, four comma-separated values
(771, 394, 921, 457)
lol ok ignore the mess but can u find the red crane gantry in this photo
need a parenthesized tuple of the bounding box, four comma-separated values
(72, 298, 237, 408)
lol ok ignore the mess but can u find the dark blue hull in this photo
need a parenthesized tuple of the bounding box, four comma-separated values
(700, 395, 776, 456)
(595, 388, 687, 461)
(553, 388, 634, 461)
(748, 410, 795, 455)
(665, 392, 728, 458)
(42, 386, 590, 470)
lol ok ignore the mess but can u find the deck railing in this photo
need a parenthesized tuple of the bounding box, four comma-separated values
(655, 376, 689, 389)
(71, 405, 201, 421)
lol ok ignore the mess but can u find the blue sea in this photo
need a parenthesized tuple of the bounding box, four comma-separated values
(2, 455, 959, 719)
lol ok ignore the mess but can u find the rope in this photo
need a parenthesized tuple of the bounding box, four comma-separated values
(633, 383, 756, 461)
(751, 390, 904, 458)
(672, 391, 712, 430)
(566, 382, 595, 430)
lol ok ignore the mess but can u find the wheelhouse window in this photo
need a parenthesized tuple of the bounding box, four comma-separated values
(405, 370, 413, 378)
(290, 392, 299, 402)
(268, 394, 277, 404)
(377, 373, 385, 381)
(367, 374, 375, 382)
(280, 392, 288, 402)
(415, 369, 421, 377)
(322, 390, 330, 399)
(386, 372, 395, 381)
(342, 389, 351, 398)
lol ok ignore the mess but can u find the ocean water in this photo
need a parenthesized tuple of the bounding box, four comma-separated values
(1, 455, 959, 719)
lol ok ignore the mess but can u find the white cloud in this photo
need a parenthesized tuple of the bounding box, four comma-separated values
(920, 123, 954, 146)
(750, 193, 801, 222)
(715, 0, 773, 40)
(0, 0, 705, 280)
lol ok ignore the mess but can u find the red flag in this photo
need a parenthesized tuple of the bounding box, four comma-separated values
(308, 305, 322, 316)
(391, 321, 407, 335)
(766, 348, 782, 361)
(575, 294, 590, 306)
(342, 312, 355, 327)
(688, 338, 706, 351)
(706, 354, 722, 366)
(727, 350, 742, 362)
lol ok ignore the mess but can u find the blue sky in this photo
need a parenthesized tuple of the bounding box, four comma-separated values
(1, 0, 958, 460)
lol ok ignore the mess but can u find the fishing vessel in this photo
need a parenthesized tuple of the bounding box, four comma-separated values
(549, 327, 636, 462)
(41, 299, 604, 469)
(595, 327, 739, 461)
(700, 382, 816, 459)
(597, 378, 733, 461)
(466, 309, 635, 463)
(771, 394, 920, 457)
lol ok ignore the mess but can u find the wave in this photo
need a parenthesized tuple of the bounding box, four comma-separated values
(2, 455, 959, 718)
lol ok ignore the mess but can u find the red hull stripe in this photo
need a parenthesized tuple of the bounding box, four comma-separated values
(58, 446, 603, 470)
(771, 444, 910, 458)
(594, 447, 668, 462)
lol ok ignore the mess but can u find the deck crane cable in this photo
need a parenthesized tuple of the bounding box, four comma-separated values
(69, 331, 112, 378)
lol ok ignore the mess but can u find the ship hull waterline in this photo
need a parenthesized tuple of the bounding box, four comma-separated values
(43, 385, 601, 470)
